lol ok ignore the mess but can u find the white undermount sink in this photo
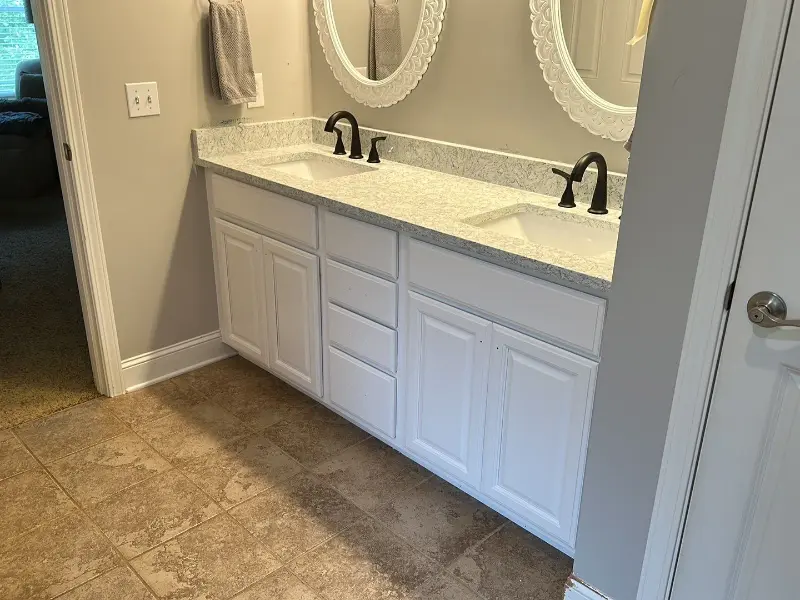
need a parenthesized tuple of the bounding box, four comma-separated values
(266, 156, 374, 181)
(474, 208, 618, 257)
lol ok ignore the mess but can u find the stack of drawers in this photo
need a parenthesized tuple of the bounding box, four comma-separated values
(323, 213, 400, 439)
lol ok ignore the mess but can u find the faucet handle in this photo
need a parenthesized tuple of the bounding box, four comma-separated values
(367, 136, 387, 164)
(552, 168, 576, 208)
(332, 127, 346, 156)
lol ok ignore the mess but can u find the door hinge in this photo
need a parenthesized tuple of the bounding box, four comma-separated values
(724, 280, 737, 312)
(63, 143, 73, 162)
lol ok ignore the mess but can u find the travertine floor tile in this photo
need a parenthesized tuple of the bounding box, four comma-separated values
(0, 469, 74, 541)
(230, 472, 364, 561)
(57, 566, 155, 600)
(87, 470, 221, 559)
(0, 429, 38, 481)
(450, 522, 573, 600)
(265, 405, 369, 466)
(0, 509, 121, 600)
(103, 380, 203, 428)
(371, 476, 507, 564)
(232, 569, 320, 600)
(411, 574, 485, 600)
(184, 362, 317, 430)
(134, 401, 248, 465)
(290, 518, 438, 600)
(14, 400, 126, 463)
(48, 432, 171, 506)
(313, 437, 430, 512)
(180, 432, 303, 509)
(130, 514, 281, 600)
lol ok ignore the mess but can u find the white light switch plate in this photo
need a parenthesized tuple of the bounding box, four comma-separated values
(125, 82, 160, 118)
(248, 73, 265, 109)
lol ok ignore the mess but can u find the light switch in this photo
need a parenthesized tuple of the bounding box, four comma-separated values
(248, 73, 265, 109)
(125, 82, 161, 118)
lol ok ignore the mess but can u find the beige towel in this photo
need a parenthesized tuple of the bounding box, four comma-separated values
(368, 0, 403, 81)
(209, 0, 257, 105)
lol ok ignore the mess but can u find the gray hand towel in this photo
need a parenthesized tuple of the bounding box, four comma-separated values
(368, 0, 403, 81)
(209, 0, 257, 105)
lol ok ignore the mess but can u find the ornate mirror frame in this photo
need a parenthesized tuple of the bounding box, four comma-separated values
(313, 0, 446, 108)
(530, 0, 636, 141)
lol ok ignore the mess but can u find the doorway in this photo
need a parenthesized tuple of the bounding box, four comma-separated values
(670, 0, 800, 597)
(0, 0, 98, 426)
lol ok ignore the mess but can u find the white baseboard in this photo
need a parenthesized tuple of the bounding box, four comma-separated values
(565, 578, 613, 600)
(120, 331, 237, 394)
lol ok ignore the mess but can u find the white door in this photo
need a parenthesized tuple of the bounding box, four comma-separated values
(482, 325, 597, 546)
(672, 9, 800, 599)
(214, 219, 268, 364)
(405, 292, 492, 488)
(263, 236, 323, 398)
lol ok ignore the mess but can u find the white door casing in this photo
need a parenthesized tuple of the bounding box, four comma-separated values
(671, 5, 800, 598)
(482, 324, 597, 545)
(214, 219, 268, 364)
(263, 236, 323, 398)
(405, 292, 492, 488)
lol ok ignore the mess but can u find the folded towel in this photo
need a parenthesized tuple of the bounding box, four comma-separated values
(209, 0, 257, 105)
(368, 0, 403, 81)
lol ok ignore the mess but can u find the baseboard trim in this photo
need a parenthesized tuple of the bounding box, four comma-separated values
(565, 577, 613, 600)
(121, 331, 237, 393)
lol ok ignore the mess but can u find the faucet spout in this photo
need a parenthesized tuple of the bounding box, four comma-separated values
(571, 152, 608, 215)
(324, 111, 363, 160)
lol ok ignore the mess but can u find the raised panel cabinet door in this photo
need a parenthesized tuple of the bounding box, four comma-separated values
(214, 218, 268, 364)
(405, 292, 492, 488)
(263, 236, 323, 398)
(482, 324, 597, 546)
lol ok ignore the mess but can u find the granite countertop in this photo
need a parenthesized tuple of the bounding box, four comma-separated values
(196, 143, 619, 295)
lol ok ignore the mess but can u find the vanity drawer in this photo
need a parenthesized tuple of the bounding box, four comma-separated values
(210, 174, 318, 249)
(324, 212, 398, 279)
(327, 260, 398, 328)
(329, 347, 397, 439)
(328, 304, 397, 374)
(408, 240, 606, 355)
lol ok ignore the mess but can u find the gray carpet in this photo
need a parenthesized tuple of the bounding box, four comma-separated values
(0, 196, 99, 428)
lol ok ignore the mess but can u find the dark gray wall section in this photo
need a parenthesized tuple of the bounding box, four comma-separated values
(572, 0, 749, 598)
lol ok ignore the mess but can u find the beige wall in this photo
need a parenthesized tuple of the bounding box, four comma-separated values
(310, 0, 631, 173)
(68, 0, 312, 360)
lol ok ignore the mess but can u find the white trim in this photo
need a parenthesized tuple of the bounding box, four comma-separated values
(636, 1, 793, 599)
(313, 0, 446, 108)
(530, 0, 636, 142)
(121, 331, 236, 393)
(32, 0, 124, 396)
(566, 579, 614, 600)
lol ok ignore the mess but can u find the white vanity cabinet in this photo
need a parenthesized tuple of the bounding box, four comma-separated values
(214, 218, 269, 365)
(263, 236, 323, 398)
(482, 324, 597, 544)
(205, 172, 605, 555)
(405, 292, 492, 488)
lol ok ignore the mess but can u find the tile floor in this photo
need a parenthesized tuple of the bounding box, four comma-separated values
(0, 357, 573, 600)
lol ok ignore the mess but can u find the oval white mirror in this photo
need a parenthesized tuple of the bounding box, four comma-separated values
(531, 0, 650, 142)
(313, 0, 446, 108)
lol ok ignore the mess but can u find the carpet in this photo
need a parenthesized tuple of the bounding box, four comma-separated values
(0, 196, 99, 428)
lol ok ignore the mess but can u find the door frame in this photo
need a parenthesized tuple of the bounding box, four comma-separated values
(636, 0, 795, 598)
(31, 0, 124, 396)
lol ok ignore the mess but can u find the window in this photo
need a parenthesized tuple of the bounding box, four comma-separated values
(0, 0, 39, 98)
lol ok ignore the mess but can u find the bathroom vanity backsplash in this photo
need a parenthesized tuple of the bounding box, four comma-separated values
(192, 117, 626, 210)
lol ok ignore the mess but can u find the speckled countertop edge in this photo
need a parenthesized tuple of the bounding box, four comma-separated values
(195, 143, 618, 295)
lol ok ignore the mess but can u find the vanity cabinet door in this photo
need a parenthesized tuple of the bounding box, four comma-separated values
(263, 236, 323, 398)
(405, 292, 492, 488)
(482, 324, 597, 546)
(214, 219, 269, 365)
